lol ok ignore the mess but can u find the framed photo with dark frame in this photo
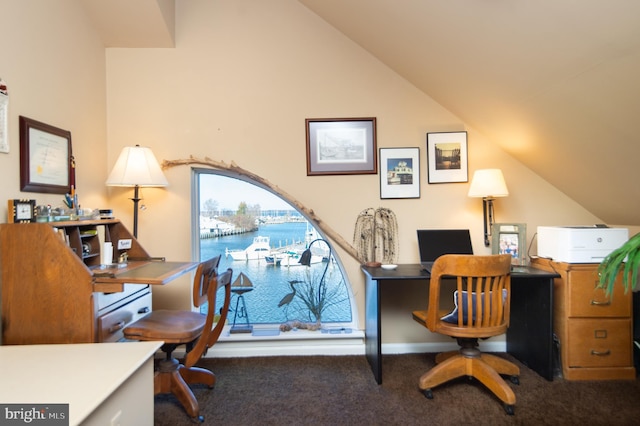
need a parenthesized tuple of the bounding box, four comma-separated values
(491, 223, 527, 266)
(19, 116, 72, 194)
(426, 131, 468, 183)
(305, 117, 377, 176)
(379, 147, 420, 199)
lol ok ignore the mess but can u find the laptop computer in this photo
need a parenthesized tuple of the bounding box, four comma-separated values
(417, 229, 474, 273)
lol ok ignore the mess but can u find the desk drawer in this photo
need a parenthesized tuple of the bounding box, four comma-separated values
(98, 293, 152, 342)
(567, 318, 632, 368)
(567, 270, 630, 318)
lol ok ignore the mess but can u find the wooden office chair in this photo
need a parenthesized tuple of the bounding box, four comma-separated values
(412, 254, 519, 415)
(124, 256, 232, 422)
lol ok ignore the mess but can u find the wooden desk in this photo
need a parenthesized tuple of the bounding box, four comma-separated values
(0, 341, 162, 425)
(0, 221, 197, 344)
(361, 263, 559, 384)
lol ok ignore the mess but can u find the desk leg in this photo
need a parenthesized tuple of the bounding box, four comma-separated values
(507, 276, 554, 381)
(364, 275, 383, 384)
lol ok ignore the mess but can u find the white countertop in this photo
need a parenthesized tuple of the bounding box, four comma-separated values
(0, 341, 162, 425)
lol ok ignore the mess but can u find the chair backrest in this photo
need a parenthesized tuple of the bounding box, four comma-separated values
(192, 255, 221, 308)
(425, 254, 512, 339)
(184, 264, 232, 368)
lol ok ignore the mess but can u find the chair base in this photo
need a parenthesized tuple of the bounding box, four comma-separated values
(155, 357, 217, 422)
(419, 342, 519, 410)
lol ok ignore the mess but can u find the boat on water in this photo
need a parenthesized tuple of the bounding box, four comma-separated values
(225, 236, 272, 261)
(277, 250, 324, 267)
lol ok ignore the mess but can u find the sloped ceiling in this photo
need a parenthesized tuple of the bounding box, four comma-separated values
(81, 0, 640, 225)
(79, 0, 175, 47)
(298, 0, 640, 226)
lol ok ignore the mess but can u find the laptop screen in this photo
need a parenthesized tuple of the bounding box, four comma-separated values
(417, 229, 474, 262)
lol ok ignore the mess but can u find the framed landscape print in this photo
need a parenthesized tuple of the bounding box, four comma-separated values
(426, 131, 468, 183)
(379, 147, 420, 199)
(306, 117, 377, 176)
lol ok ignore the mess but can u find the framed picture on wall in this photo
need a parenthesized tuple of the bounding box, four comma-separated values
(19, 116, 72, 194)
(305, 117, 377, 175)
(379, 147, 420, 199)
(491, 223, 527, 266)
(426, 131, 468, 183)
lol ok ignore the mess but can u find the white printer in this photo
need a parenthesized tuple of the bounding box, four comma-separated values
(537, 226, 628, 263)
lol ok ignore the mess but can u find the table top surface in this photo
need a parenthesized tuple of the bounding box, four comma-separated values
(92, 260, 198, 284)
(361, 263, 560, 280)
(0, 341, 162, 425)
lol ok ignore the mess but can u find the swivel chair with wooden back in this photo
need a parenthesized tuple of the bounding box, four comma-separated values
(412, 254, 519, 415)
(124, 256, 232, 422)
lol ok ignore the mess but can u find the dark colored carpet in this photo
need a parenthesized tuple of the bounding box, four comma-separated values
(154, 353, 640, 425)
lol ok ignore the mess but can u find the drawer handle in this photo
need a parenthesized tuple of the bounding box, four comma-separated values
(108, 321, 126, 333)
(590, 349, 611, 356)
(137, 307, 150, 314)
(590, 299, 611, 306)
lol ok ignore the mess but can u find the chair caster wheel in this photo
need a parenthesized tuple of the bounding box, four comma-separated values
(423, 389, 433, 399)
(504, 404, 515, 415)
(510, 375, 520, 385)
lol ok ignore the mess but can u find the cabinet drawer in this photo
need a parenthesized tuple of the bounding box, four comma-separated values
(567, 318, 632, 367)
(98, 293, 152, 342)
(567, 270, 630, 317)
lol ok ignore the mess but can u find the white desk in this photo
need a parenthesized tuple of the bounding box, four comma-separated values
(0, 341, 162, 425)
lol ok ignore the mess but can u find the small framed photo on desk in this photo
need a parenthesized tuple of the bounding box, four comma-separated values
(492, 223, 527, 266)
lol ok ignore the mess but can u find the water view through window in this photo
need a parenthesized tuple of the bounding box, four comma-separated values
(196, 171, 354, 327)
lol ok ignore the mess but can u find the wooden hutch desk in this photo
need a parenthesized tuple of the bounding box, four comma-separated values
(0, 219, 197, 345)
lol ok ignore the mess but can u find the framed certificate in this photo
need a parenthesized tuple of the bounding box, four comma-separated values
(19, 116, 72, 194)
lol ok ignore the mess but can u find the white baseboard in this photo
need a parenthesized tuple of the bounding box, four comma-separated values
(193, 328, 506, 358)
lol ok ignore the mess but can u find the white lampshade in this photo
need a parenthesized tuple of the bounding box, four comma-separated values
(106, 145, 168, 187)
(468, 169, 508, 198)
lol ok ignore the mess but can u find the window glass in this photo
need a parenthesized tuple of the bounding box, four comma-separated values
(194, 170, 354, 327)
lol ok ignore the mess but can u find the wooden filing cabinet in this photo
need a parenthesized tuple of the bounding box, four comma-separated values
(532, 257, 635, 380)
(0, 220, 151, 344)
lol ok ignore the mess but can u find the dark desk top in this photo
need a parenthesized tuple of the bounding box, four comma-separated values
(361, 263, 559, 281)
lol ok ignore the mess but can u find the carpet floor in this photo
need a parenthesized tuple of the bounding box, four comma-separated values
(153, 353, 640, 425)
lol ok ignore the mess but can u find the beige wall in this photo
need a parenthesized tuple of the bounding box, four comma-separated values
(2, 0, 603, 346)
(0, 0, 108, 212)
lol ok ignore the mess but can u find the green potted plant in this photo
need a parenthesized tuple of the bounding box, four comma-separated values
(598, 232, 640, 296)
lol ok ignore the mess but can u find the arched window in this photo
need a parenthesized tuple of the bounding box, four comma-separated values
(192, 169, 356, 331)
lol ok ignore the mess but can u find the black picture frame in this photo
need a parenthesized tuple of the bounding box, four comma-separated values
(426, 131, 468, 183)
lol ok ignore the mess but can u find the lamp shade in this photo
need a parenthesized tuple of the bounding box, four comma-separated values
(106, 145, 168, 187)
(467, 169, 508, 198)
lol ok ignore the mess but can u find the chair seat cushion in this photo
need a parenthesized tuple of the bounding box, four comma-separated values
(441, 289, 507, 324)
(123, 310, 206, 343)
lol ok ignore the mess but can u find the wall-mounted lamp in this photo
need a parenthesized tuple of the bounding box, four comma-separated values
(468, 169, 509, 247)
(105, 145, 168, 238)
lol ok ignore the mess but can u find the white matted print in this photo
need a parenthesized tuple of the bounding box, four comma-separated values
(427, 131, 468, 183)
(379, 147, 420, 199)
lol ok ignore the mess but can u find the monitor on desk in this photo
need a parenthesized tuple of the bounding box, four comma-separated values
(417, 229, 473, 273)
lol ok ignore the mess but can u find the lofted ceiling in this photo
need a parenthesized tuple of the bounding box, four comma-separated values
(81, 0, 640, 225)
